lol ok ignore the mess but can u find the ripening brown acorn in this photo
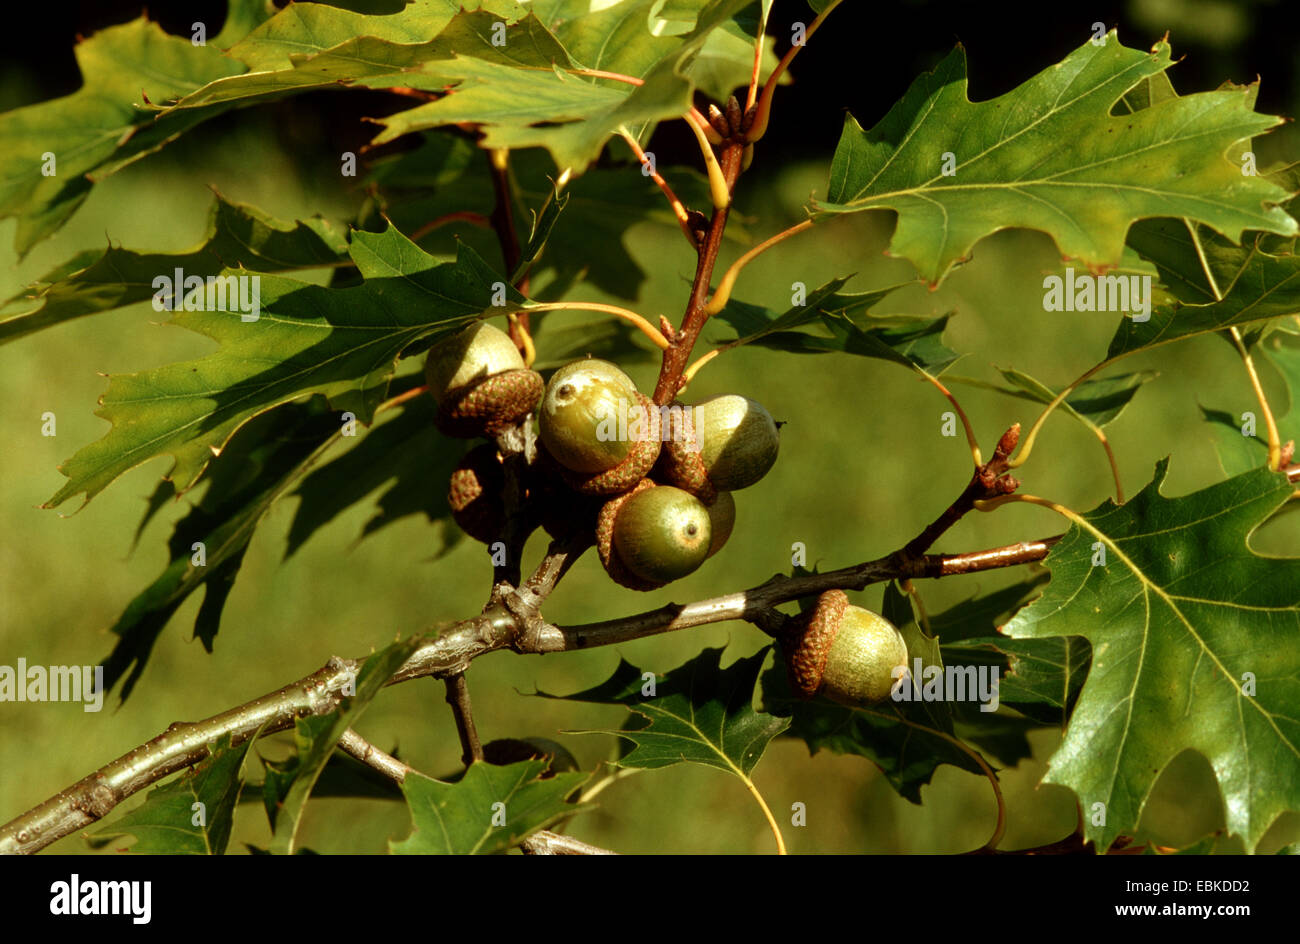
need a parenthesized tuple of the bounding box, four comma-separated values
(781, 590, 909, 707)
(447, 444, 506, 543)
(424, 322, 543, 437)
(539, 358, 661, 495)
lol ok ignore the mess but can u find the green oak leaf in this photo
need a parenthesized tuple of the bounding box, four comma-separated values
(1112, 223, 1300, 360)
(914, 575, 1088, 734)
(265, 638, 421, 854)
(882, 582, 1040, 769)
(369, 135, 732, 300)
(948, 368, 1159, 431)
(1125, 217, 1268, 308)
(214, 0, 279, 47)
(390, 759, 590, 854)
(0, 196, 348, 345)
(816, 34, 1296, 286)
(101, 398, 363, 701)
(542, 648, 788, 777)
(710, 278, 954, 374)
(1199, 330, 1300, 477)
(1004, 458, 1300, 853)
(937, 577, 1091, 730)
(255, 750, 405, 804)
(228, 0, 524, 72)
(87, 734, 255, 854)
(0, 17, 248, 255)
(1262, 328, 1300, 423)
(374, 0, 755, 171)
(45, 227, 523, 508)
(164, 6, 539, 115)
(1198, 405, 1268, 478)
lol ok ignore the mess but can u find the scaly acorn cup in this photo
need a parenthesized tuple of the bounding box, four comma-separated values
(540, 359, 661, 494)
(596, 481, 712, 590)
(562, 393, 661, 495)
(781, 590, 910, 707)
(447, 444, 506, 543)
(651, 400, 717, 503)
(690, 395, 780, 491)
(425, 322, 543, 437)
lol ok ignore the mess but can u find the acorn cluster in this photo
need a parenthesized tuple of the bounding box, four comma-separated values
(427, 321, 908, 707)
(425, 321, 780, 590)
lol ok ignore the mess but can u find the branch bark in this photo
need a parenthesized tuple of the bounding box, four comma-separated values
(337, 729, 412, 784)
(444, 674, 484, 765)
(0, 530, 1054, 854)
(519, 831, 617, 855)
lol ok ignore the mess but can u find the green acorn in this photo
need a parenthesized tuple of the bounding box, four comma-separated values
(691, 394, 780, 491)
(425, 322, 543, 437)
(596, 481, 712, 590)
(540, 359, 661, 495)
(781, 590, 909, 707)
(704, 490, 735, 558)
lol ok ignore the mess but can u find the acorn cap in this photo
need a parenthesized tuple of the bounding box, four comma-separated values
(781, 590, 909, 706)
(560, 393, 662, 495)
(447, 444, 506, 543)
(435, 367, 544, 438)
(652, 401, 717, 503)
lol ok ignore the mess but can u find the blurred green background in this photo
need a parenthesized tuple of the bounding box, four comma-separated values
(2, 0, 1299, 854)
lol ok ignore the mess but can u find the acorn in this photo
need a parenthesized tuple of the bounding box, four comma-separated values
(539, 358, 661, 495)
(447, 444, 506, 543)
(671, 395, 779, 492)
(780, 590, 909, 707)
(704, 490, 735, 558)
(596, 481, 712, 590)
(424, 322, 543, 437)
